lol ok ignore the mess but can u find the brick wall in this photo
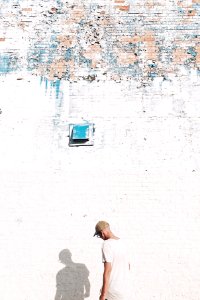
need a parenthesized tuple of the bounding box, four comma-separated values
(0, 1, 200, 300)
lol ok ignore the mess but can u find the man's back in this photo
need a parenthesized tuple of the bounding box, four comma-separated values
(102, 238, 130, 300)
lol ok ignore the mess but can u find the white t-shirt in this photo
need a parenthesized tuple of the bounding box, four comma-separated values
(102, 238, 130, 300)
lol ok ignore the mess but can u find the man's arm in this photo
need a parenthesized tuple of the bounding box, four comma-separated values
(100, 262, 112, 300)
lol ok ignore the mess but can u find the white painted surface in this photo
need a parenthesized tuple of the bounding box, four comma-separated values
(0, 73, 200, 300)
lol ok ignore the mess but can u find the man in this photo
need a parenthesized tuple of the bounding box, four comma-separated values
(94, 221, 130, 300)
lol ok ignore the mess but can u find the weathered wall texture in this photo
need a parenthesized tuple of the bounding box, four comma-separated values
(1, 0, 200, 81)
(0, 1, 200, 300)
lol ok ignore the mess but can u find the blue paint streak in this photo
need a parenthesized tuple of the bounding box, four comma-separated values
(56, 0, 63, 7)
(40, 77, 64, 128)
(178, 7, 184, 14)
(28, 35, 59, 70)
(51, 79, 61, 99)
(45, 78, 49, 92)
(148, 72, 157, 78)
(148, 62, 157, 68)
(0, 55, 17, 74)
(193, 3, 200, 10)
(0, 56, 10, 73)
(79, 55, 92, 67)
(50, 34, 58, 50)
(65, 48, 72, 61)
(40, 77, 61, 99)
(187, 47, 197, 57)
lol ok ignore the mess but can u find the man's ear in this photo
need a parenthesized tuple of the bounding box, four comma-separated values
(101, 230, 105, 239)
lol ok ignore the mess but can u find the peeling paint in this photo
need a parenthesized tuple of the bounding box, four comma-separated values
(0, 1, 199, 82)
(0, 55, 18, 74)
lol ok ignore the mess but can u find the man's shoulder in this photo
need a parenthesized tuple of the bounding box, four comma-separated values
(103, 238, 122, 250)
(103, 238, 116, 246)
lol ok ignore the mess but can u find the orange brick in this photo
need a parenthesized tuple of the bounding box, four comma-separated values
(173, 48, 190, 63)
(143, 35, 155, 42)
(187, 9, 196, 16)
(196, 46, 200, 64)
(115, 5, 130, 11)
(83, 44, 102, 68)
(22, 8, 32, 11)
(114, 0, 125, 3)
(120, 36, 141, 43)
(49, 59, 67, 80)
(57, 35, 74, 48)
(146, 0, 154, 9)
(117, 52, 137, 65)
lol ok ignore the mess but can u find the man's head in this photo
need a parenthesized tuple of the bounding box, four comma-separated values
(94, 220, 110, 240)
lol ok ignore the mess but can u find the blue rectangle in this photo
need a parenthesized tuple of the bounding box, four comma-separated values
(72, 124, 89, 140)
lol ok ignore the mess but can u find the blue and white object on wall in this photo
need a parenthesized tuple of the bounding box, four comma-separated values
(69, 122, 95, 146)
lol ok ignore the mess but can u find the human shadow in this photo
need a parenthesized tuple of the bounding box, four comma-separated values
(55, 249, 90, 300)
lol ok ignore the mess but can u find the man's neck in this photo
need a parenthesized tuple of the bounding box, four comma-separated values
(108, 232, 120, 240)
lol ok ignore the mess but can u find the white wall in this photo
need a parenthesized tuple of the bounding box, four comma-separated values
(0, 73, 200, 300)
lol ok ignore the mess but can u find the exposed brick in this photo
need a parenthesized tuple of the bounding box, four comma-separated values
(22, 8, 32, 12)
(115, 5, 130, 11)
